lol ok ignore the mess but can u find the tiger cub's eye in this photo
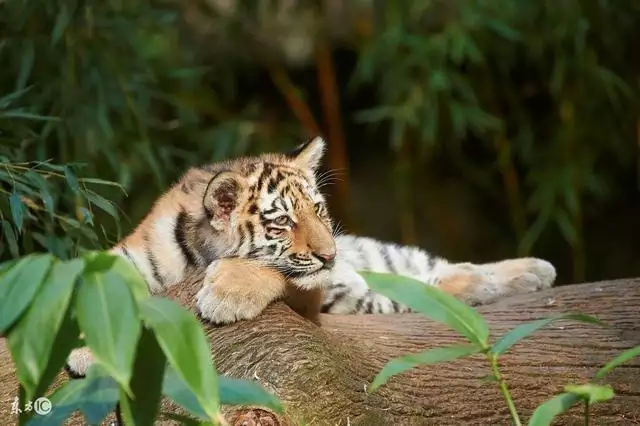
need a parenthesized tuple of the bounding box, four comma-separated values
(274, 215, 291, 226)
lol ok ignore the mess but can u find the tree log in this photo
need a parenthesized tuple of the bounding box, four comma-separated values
(1, 277, 640, 425)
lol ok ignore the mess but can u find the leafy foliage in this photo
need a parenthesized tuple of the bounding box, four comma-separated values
(2, 0, 639, 281)
(361, 271, 634, 426)
(0, 253, 282, 425)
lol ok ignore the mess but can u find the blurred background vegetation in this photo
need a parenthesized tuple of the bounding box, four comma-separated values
(1, 0, 639, 285)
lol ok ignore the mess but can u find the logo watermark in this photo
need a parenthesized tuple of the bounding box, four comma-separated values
(10, 396, 52, 416)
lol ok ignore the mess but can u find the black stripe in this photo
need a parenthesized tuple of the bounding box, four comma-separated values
(391, 300, 400, 313)
(427, 254, 437, 270)
(402, 248, 416, 275)
(378, 242, 398, 274)
(364, 292, 374, 313)
(144, 231, 164, 287)
(245, 221, 255, 252)
(354, 297, 364, 313)
(121, 244, 143, 275)
(320, 290, 349, 313)
(174, 210, 199, 267)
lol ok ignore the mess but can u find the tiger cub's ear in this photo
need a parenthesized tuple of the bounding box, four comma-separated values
(203, 171, 248, 231)
(288, 136, 326, 171)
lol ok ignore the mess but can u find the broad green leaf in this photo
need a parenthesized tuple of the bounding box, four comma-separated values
(26, 365, 119, 426)
(110, 256, 150, 301)
(1, 219, 19, 257)
(119, 327, 167, 426)
(564, 383, 614, 404)
(491, 313, 603, 355)
(7, 258, 85, 401)
(360, 271, 489, 347)
(82, 251, 117, 274)
(76, 268, 141, 395)
(140, 297, 220, 421)
(9, 191, 24, 232)
(369, 344, 481, 392)
(33, 308, 82, 400)
(0, 254, 54, 334)
(162, 366, 208, 420)
(82, 251, 148, 300)
(595, 346, 640, 380)
(527, 392, 580, 426)
(219, 377, 283, 413)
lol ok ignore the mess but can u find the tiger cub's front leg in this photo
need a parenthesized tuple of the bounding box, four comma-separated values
(195, 258, 288, 325)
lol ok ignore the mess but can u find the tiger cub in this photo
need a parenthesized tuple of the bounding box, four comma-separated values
(65, 137, 556, 377)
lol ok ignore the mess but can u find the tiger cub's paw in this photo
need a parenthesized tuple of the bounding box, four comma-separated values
(196, 258, 287, 325)
(65, 346, 95, 378)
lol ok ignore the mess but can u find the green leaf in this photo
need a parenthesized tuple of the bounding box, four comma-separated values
(76, 267, 142, 396)
(360, 271, 489, 347)
(26, 170, 55, 216)
(1, 219, 19, 257)
(9, 191, 24, 232)
(119, 327, 167, 426)
(0, 111, 60, 121)
(16, 41, 35, 91)
(64, 166, 80, 193)
(527, 392, 580, 426)
(78, 177, 126, 191)
(0, 254, 54, 334)
(7, 258, 85, 401)
(110, 256, 150, 301)
(84, 190, 119, 219)
(596, 346, 640, 380)
(158, 412, 201, 426)
(51, 3, 73, 45)
(162, 366, 208, 420)
(369, 344, 481, 392)
(564, 383, 614, 404)
(140, 296, 220, 421)
(33, 308, 82, 401)
(26, 365, 119, 426)
(490, 313, 603, 356)
(82, 251, 117, 274)
(219, 376, 283, 413)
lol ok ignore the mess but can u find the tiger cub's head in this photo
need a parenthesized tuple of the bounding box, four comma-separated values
(203, 137, 336, 289)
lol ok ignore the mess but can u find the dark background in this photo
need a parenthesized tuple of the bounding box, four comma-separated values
(1, 1, 639, 285)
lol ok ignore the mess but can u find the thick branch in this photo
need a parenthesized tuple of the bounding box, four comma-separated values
(1, 278, 639, 425)
(164, 276, 640, 425)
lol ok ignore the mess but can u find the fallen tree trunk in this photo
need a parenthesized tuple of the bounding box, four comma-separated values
(2, 277, 640, 425)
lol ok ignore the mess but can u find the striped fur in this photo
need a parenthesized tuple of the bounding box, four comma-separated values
(66, 136, 557, 376)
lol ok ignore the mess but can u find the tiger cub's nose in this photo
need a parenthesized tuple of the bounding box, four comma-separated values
(313, 251, 336, 267)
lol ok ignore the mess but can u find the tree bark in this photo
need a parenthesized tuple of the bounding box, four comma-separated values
(1, 278, 639, 425)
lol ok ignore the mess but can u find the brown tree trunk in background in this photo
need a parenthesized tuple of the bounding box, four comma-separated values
(315, 38, 353, 232)
(1, 278, 639, 425)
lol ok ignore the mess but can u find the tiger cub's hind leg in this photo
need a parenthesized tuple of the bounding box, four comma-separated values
(437, 257, 556, 306)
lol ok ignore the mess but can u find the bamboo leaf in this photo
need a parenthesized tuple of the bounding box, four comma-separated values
(360, 271, 490, 347)
(595, 346, 640, 380)
(7, 258, 85, 401)
(528, 392, 580, 426)
(140, 297, 220, 421)
(76, 267, 141, 396)
(0, 254, 54, 334)
(369, 344, 481, 392)
(491, 313, 603, 356)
